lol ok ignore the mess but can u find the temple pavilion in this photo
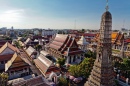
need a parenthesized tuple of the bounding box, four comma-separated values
(46, 34, 84, 64)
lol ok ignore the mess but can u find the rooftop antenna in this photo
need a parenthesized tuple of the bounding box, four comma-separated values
(106, 0, 109, 11)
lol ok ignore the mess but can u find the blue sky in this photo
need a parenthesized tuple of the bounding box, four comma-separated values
(0, 0, 129, 29)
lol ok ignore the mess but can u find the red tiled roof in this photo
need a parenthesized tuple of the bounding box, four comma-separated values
(0, 54, 13, 61)
(49, 44, 61, 50)
(83, 33, 96, 37)
(68, 50, 83, 55)
(46, 66, 60, 74)
(125, 39, 130, 43)
(48, 34, 68, 50)
(12, 75, 50, 86)
(34, 59, 48, 74)
(60, 36, 72, 52)
(69, 48, 81, 51)
(48, 34, 83, 56)
(51, 41, 64, 47)
(0, 42, 20, 54)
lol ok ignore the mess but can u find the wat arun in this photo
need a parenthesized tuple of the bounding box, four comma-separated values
(84, 0, 114, 86)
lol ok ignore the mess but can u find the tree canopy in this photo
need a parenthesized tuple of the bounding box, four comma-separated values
(115, 58, 130, 78)
(56, 58, 66, 68)
(85, 50, 96, 59)
(58, 77, 68, 86)
(35, 44, 42, 51)
(0, 73, 9, 86)
(68, 58, 95, 78)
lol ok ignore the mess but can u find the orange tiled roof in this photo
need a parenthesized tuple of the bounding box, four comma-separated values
(94, 32, 124, 44)
(0, 42, 20, 54)
(111, 32, 118, 39)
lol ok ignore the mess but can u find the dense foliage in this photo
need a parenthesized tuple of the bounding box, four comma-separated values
(35, 44, 42, 51)
(114, 58, 130, 78)
(58, 77, 68, 86)
(0, 73, 10, 86)
(56, 58, 66, 68)
(85, 50, 96, 59)
(5, 37, 12, 40)
(14, 41, 21, 48)
(68, 58, 95, 78)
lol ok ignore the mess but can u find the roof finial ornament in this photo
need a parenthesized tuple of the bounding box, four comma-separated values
(106, 0, 109, 11)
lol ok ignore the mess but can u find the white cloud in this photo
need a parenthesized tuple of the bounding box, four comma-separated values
(0, 9, 25, 23)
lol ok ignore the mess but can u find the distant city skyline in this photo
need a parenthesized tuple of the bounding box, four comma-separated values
(0, 0, 129, 29)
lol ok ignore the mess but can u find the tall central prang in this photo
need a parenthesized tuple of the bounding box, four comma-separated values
(84, 0, 114, 86)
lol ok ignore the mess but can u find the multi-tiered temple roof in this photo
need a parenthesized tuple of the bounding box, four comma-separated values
(47, 34, 83, 56)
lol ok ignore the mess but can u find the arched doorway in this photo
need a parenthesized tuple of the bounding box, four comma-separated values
(49, 72, 57, 84)
(52, 76, 56, 83)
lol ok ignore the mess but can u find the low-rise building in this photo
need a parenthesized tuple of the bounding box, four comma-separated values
(5, 52, 30, 79)
(0, 42, 20, 71)
(34, 51, 60, 84)
(42, 29, 57, 37)
(26, 46, 37, 59)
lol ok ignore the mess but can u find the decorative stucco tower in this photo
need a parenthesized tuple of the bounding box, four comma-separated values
(84, 0, 114, 86)
(77, 36, 89, 52)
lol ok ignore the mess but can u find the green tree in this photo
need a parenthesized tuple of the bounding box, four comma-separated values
(114, 80, 119, 86)
(58, 77, 68, 86)
(35, 44, 42, 51)
(14, 41, 21, 48)
(117, 58, 130, 78)
(68, 58, 95, 78)
(114, 61, 120, 69)
(5, 37, 12, 40)
(85, 50, 96, 59)
(82, 29, 85, 32)
(56, 58, 66, 68)
(0, 73, 10, 86)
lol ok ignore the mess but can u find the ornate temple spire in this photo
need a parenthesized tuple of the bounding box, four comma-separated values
(106, 0, 109, 11)
(84, 0, 114, 86)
